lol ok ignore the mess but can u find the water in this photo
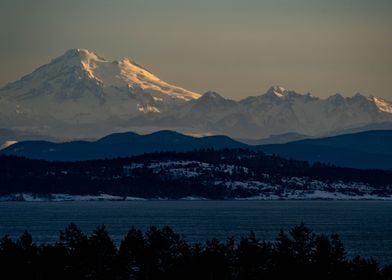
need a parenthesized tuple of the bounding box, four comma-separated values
(0, 201, 391, 265)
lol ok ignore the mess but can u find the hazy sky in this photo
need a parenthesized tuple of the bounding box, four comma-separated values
(1, 0, 391, 100)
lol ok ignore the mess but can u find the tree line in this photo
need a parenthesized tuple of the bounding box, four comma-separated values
(0, 223, 391, 280)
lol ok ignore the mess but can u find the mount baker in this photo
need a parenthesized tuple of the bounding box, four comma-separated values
(0, 48, 391, 144)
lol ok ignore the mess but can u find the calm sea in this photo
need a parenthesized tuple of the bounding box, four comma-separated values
(0, 201, 391, 264)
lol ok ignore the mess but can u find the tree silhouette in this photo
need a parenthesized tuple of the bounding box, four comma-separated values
(0, 223, 391, 280)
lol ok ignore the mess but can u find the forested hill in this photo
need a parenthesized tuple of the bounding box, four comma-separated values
(1, 149, 392, 200)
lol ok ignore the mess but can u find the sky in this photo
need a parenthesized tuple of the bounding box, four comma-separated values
(0, 0, 391, 100)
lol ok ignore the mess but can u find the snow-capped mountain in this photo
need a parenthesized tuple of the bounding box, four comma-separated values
(0, 49, 392, 142)
(238, 86, 392, 138)
(0, 49, 199, 138)
(127, 86, 392, 139)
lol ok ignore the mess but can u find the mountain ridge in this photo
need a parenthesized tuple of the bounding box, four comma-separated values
(0, 130, 246, 161)
(2, 129, 392, 169)
(1, 48, 392, 142)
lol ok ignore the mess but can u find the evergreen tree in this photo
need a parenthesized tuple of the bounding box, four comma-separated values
(87, 225, 117, 280)
(117, 227, 146, 280)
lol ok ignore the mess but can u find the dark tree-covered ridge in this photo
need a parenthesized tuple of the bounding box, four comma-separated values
(1, 149, 392, 200)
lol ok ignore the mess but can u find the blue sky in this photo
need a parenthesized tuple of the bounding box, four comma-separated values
(1, 0, 391, 99)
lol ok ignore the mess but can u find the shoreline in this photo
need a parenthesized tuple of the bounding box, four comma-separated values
(1, 193, 392, 202)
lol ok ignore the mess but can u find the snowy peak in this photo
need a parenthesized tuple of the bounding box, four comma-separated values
(325, 92, 392, 114)
(58, 48, 106, 62)
(46, 48, 107, 79)
(265, 85, 287, 97)
(371, 96, 392, 114)
(339, 93, 392, 114)
(261, 85, 315, 101)
(0, 49, 202, 135)
(1, 48, 200, 102)
(53, 49, 201, 101)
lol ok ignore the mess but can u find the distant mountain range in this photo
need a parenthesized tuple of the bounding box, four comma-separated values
(2, 129, 392, 169)
(0, 130, 246, 161)
(1, 49, 392, 144)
